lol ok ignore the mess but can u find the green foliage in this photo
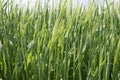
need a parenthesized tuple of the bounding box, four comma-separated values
(0, 0, 120, 80)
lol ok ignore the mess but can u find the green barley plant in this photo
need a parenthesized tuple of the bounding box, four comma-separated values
(0, 0, 120, 80)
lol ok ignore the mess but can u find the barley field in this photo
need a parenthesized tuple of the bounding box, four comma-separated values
(0, 0, 120, 80)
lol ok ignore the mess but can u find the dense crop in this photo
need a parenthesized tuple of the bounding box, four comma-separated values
(0, 0, 120, 80)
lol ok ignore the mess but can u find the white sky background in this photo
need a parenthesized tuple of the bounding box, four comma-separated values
(8, 0, 119, 10)
(13, 0, 90, 9)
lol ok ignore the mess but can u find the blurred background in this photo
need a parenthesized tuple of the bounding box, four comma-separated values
(12, 0, 115, 9)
